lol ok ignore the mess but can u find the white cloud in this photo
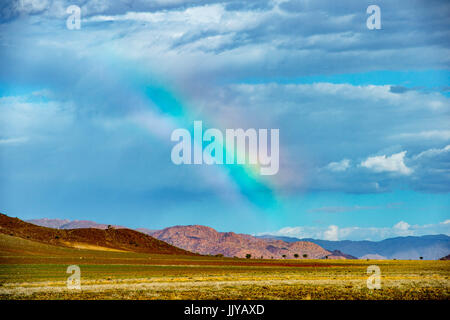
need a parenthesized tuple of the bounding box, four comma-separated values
(325, 159, 350, 172)
(392, 221, 414, 236)
(205, 82, 447, 192)
(0, 96, 74, 140)
(16, 0, 49, 14)
(1, 2, 449, 197)
(323, 225, 339, 241)
(360, 151, 412, 175)
(392, 130, 450, 141)
(262, 220, 450, 241)
(393, 221, 410, 231)
(88, 4, 265, 33)
(0, 137, 28, 145)
(308, 205, 378, 213)
(414, 145, 450, 159)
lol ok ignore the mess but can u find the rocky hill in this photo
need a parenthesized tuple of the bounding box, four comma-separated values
(1, 213, 195, 256)
(150, 225, 332, 259)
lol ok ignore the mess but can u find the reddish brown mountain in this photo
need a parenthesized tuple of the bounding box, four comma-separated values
(0, 213, 195, 255)
(151, 225, 332, 259)
(135, 228, 157, 235)
(24, 216, 354, 259)
(325, 250, 357, 260)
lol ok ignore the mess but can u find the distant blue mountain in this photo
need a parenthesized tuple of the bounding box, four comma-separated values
(257, 234, 450, 260)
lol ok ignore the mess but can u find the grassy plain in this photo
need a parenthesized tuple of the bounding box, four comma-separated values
(0, 234, 448, 300)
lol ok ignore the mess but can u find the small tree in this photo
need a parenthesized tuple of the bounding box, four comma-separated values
(420, 256, 423, 260)
(303, 254, 308, 258)
(282, 254, 287, 258)
(294, 253, 299, 258)
(325, 255, 328, 259)
(245, 254, 251, 259)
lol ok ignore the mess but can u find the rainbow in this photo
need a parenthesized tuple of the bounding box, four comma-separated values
(113, 59, 280, 209)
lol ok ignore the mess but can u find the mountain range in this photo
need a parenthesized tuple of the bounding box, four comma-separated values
(149, 225, 347, 259)
(26, 218, 349, 259)
(26, 218, 125, 230)
(26, 217, 450, 260)
(1, 213, 194, 255)
(257, 234, 450, 260)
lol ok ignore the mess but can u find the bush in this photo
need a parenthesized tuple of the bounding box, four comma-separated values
(303, 254, 308, 258)
(294, 254, 299, 258)
(245, 254, 251, 259)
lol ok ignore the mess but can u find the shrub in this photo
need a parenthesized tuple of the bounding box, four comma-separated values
(245, 254, 251, 259)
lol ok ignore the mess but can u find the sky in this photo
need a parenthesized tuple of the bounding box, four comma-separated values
(0, 0, 449, 241)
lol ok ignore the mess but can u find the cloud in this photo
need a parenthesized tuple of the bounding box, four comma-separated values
(407, 145, 450, 192)
(325, 159, 350, 172)
(391, 130, 450, 141)
(0, 95, 74, 141)
(307, 203, 406, 214)
(360, 151, 413, 175)
(263, 219, 450, 241)
(323, 225, 339, 241)
(313, 144, 450, 193)
(414, 145, 450, 159)
(308, 205, 378, 214)
(192, 81, 449, 193)
(0, 0, 449, 232)
(389, 85, 415, 94)
(3, 0, 449, 79)
(393, 221, 410, 231)
(0, 137, 28, 145)
(0, 90, 246, 209)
